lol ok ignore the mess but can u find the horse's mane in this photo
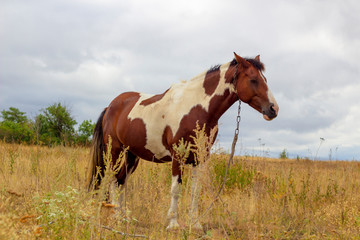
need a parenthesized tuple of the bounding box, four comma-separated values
(244, 58, 265, 71)
(230, 58, 265, 71)
(207, 64, 221, 73)
(207, 57, 264, 74)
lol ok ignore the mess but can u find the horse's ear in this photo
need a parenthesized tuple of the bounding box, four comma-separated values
(233, 52, 250, 68)
(255, 55, 260, 61)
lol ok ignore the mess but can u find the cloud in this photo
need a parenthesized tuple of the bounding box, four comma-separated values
(1, 0, 359, 160)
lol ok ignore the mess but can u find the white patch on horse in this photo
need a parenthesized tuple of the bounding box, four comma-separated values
(267, 89, 279, 112)
(258, 70, 279, 116)
(259, 70, 267, 83)
(259, 70, 279, 117)
(128, 62, 233, 159)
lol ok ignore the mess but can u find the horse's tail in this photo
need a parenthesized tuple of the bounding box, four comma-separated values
(86, 108, 107, 190)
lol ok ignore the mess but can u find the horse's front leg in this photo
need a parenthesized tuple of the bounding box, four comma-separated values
(166, 158, 181, 229)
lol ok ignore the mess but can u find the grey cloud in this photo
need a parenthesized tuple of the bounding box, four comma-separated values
(1, 0, 359, 160)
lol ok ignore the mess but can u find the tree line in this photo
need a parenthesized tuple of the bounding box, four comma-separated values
(0, 103, 95, 146)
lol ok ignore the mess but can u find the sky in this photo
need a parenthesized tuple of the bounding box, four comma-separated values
(1, 0, 359, 160)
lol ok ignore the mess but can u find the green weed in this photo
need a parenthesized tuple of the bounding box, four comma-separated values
(213, 159, 255, 191)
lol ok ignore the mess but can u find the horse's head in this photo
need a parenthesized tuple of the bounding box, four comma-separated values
(233, 52, 279, 121)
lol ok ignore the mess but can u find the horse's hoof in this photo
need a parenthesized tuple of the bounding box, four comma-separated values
(112, 207, 132, 221)
(191, 222, 204, 232)
(166, 220, 180, 230)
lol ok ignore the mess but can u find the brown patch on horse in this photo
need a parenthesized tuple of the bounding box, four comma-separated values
(140, 89, 169, 106)
(208, 89, 238, 119)
(203, 69, 220, 95)
(162, 125, 174, 152)
(169, 105, 212, 165)
(224, 64, 237, 83)
(104, 92, 140, 146)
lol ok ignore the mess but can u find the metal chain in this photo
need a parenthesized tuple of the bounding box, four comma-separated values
(235, 100, 241, 133)
(231, 63, 241, 157)
(232, 100, 241, 157)
(233, 63, 241, 137)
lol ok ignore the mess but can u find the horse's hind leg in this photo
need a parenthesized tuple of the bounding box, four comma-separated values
(113, 151, 140, 213)
(116, 151, 140, 187)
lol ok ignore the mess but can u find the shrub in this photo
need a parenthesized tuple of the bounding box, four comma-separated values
(213, 159, 255, 191)
(279, 149, 289, 159)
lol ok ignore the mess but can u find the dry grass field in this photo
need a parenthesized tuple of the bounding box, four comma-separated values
(1, 141, 360, 239)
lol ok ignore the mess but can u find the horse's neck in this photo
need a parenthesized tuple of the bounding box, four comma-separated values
(184, 62, 238, 121)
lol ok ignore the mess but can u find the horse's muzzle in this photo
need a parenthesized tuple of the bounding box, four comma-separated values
(262, 103, 279, 121)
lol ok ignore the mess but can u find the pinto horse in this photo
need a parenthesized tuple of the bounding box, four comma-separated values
(87, 52, 278, 229)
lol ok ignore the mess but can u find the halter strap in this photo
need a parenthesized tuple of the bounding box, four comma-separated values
(231, 63, 240, 101)
(232, 63, 239, 85)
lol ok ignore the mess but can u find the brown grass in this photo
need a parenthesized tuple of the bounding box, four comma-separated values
(1, 141, 360, 239)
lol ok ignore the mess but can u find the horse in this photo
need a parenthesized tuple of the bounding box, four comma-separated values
(86, 52, 279, 230)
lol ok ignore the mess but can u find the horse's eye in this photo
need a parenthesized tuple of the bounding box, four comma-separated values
(250, 79, 258, 85)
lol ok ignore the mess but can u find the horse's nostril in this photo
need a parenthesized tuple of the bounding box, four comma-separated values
(270, 104, 276, 115)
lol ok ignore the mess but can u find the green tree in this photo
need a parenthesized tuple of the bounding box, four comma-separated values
(40, 103, 77, 145)
(77, 119, 95, 145)
(34, 114, 56, 145)
(0, 107, 34, 143)
(1, 107, 27, 123)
